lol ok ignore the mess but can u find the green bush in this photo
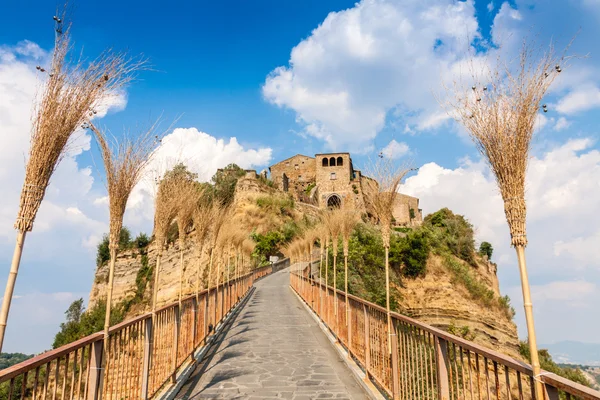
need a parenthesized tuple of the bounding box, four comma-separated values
(399, 230, 430, 278)
(304, 182, 316, 195)
(96, 227, 134, 266)
(135, 233, 150, 249)
(256, 195, 295, 214)
(423, 208, 476, 265)
(53, 298, 126, 349)
(519, 342, 591, 389)
(443, 254, 495, 306)
(479, 241, 493, 260)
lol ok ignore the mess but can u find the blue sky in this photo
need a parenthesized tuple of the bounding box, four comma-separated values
(1, 0, 599, 354)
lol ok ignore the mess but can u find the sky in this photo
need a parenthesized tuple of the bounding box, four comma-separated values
(0, 0, 599, 354)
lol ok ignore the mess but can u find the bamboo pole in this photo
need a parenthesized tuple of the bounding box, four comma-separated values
(516, 245, 543, 398)
(385, 246, 392, 355)
(0, 231, 27, 350)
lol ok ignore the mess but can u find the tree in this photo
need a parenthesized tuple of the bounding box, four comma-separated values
(479, 241, 493, 260)
(211, 163, 246, 205)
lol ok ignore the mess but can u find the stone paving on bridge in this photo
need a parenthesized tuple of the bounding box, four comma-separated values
(175, 267, 369, 400)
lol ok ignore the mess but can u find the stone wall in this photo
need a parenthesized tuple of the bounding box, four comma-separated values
(392, 194, 423, 226)
(269, 154, 316, 194)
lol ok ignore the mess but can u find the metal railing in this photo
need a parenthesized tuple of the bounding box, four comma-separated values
(0, 265, 273, 400)
(290, 271, 600, 400)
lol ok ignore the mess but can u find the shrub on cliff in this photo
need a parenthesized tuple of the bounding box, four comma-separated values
(424, 208, 476, 264)
(52, 298, 126, 349)
(96, 227, 134, 266)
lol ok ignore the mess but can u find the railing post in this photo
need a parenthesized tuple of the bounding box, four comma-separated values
(434, 337, 450, 400)
(363, 303, 371, 383)
(87, 339, 103, 400)
(191, 297, 198, 354)
(171, 304, 180, 383)
(391, 320, 400, 399)
(203, 293, 209, 341)
(140, 317, 152, 400)
(347, 302, 352, 360)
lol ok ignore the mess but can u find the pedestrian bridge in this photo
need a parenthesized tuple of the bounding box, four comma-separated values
(1, 264, 599, 400)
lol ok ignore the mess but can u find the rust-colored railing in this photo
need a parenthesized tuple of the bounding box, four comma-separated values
(0, 265, 273, 400)
(291, 271, 600, 400)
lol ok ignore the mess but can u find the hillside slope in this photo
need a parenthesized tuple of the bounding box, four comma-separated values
(88, 174, 519, 358)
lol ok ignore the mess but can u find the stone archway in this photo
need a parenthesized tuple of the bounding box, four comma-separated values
(327, 194, 342, 209)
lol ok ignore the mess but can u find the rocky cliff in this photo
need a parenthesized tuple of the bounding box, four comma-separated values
(397, 255, 520, 359)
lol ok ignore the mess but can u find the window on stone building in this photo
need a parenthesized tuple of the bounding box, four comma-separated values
(298, 175, 303, 182)
(322, 158, 329, 167)
(294, 164, 299, 170)
(330, 172, 336, 180)
(337, 156, 343, 166)
(330, 157, 336, 166)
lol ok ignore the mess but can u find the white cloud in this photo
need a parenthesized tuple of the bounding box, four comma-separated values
(3, 291, 87, 354)
(0, 40, 275, 352)
(554, 117, 571, 131)
(401, 138, 600, 343)
(263, 0, 482, 150)
(487, 1, 494, 12)
(123, 127, 273, 235)
(555, 84, 600, 115)
(381, 139, 410, 159)
(554, 230, 600, 268)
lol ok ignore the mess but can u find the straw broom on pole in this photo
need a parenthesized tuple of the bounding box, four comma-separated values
(445, 40, 567, 398)
(151, 175, 177, 315)
(323, 210, 342, 337)
(0, 8, 145, 351)
(192, 196, 212, 302)
(174, 181, 198, 307)
(365, 158, 410, 354)
(89, 122, 157, 388)
(340, 210, 359, 351)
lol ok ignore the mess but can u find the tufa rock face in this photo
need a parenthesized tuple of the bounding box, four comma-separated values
(397, 255, 520, 359)
(89, 241, 210, 313)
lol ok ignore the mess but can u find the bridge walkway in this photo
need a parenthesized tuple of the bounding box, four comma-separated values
(174, 267, 368, 400)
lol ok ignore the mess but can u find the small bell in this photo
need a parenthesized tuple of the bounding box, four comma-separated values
(483, 87, 487, 91)
(93, 110, 97, 114)
(476, 98, 481, 102)
(36, 65, 41, 70)
(471, 86, 476, 91)
(53, 16, 58, 21)
(542, 104, 547, 108)
(104, 74, 109, 81)
(543, 108, 548, 113)
(56, 18, 62, 23)
(39, 68, 45, 72)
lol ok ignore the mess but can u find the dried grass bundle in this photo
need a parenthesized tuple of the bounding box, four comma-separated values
(364, 158, 411, 248)
(447, 42, 565, 247)
(340, 211, 359, 257)
(16, 14, 145, 233)
(89, 122, 158, 359)
(193, 196, 213, 292)
(444, 40, 569, 397)
(90, 123, 158, 250)
(151, 174, 178, 313)
(0, 6, 146, 351)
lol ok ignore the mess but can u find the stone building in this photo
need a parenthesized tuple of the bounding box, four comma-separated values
(268, 153, 422, 226)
